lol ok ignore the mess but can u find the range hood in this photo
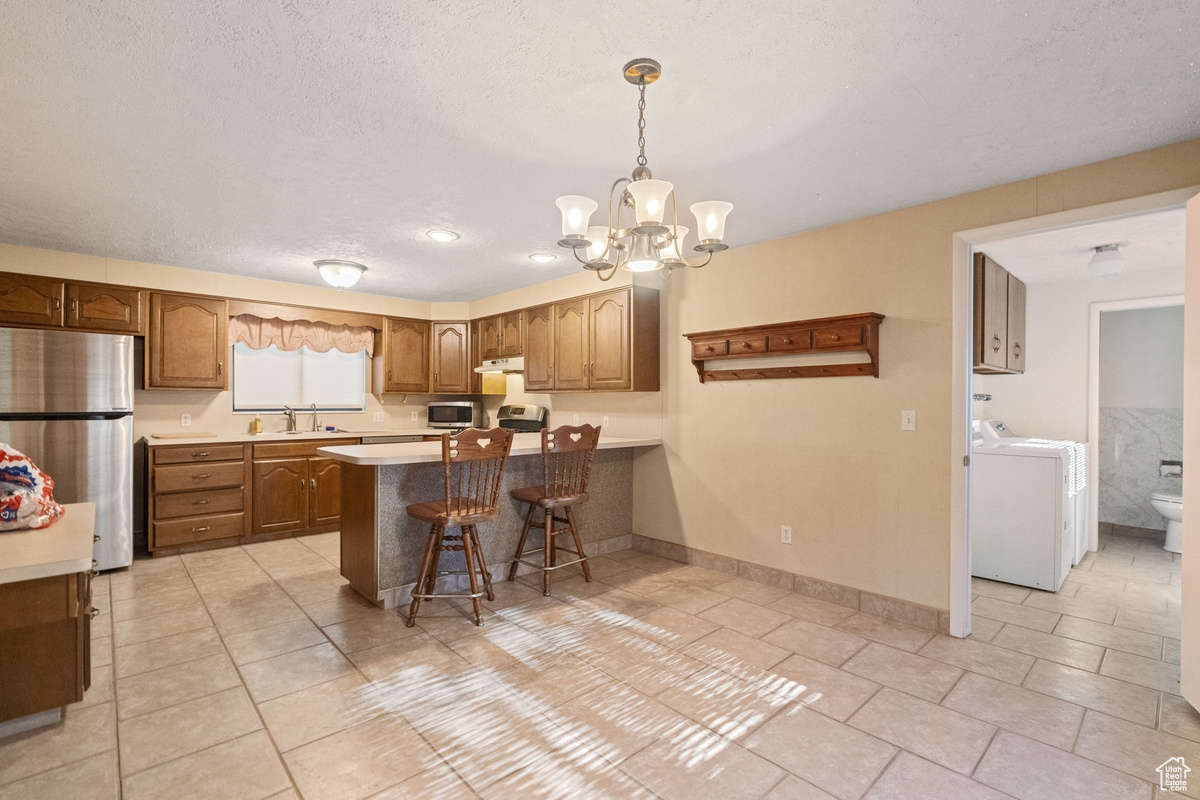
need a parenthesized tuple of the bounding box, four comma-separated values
(475, 356, 524, 374)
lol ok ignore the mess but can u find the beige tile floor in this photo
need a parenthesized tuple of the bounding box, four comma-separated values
(0, 530, 1194, 799)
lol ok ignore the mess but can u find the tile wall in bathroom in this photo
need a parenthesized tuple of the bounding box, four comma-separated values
(1098, 407, 1183, 530)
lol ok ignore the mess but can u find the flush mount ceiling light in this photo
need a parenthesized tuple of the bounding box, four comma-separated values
(555, 58, 733, 281)
(1087, 243, 1124, 277)
(528, 253, 557, 264)
(314, 259, 366, 288)
(427, 230, 460, 242)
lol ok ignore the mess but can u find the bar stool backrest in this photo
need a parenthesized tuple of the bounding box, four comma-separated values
(541, 424, 601, 499)
(441, 427, 515, 518)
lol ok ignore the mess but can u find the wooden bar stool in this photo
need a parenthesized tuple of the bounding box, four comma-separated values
(405, 427, 514, 627)
(507, 424, 601, 596)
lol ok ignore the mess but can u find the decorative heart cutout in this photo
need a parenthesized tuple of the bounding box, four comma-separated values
(570, 432, 582, 442)
(476, 437, 491, 448)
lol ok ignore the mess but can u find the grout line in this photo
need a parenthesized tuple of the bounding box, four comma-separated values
(968, 725, 1003, 779)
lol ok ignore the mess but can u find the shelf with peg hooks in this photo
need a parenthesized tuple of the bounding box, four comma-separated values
(683, 313, 884, 383)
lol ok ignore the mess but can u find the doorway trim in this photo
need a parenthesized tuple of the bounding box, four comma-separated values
(1087, 294, 1184, 552)
(949, 185, 1200, 638)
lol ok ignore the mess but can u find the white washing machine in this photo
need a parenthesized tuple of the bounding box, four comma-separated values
(971, 420, 1087, 592)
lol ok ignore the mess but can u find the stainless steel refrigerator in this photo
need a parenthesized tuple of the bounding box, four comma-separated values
(0, 328, 134, 570)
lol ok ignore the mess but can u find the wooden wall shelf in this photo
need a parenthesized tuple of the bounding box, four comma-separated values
(683, 313, 884, 383)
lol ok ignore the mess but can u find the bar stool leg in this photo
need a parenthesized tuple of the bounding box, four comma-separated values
(469, 526, 495, 601)
(508, 504, 536, 581)
(566, 505, 591, 582)
(542, 505, 553, 596)
(460, 526, 484, 626)
(408, 523, 440, 626)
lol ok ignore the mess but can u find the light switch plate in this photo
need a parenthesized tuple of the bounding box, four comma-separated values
(901, 410, 917, 431)
(180, 413, 191, 427)
(602, 415, 610, 427)
(411, 411, 418, 421)
(373, 412, 385, 423)
(573, 414, 579, 425)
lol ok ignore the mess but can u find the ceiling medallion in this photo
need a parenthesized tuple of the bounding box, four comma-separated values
(555, 58, 733, 281)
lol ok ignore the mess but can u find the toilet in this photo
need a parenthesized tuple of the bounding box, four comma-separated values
(1150, 491, 1183, 553)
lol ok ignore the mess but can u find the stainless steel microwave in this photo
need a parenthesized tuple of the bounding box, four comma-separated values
(426, 400, 484, 429)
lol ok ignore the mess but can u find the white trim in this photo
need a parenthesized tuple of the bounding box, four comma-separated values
(1087, 294, 1184, 552)
(949, 184, 1200, 639)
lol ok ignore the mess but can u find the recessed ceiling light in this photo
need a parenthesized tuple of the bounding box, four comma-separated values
(426, 230, 459, 242)
(529, 253, 558, 264)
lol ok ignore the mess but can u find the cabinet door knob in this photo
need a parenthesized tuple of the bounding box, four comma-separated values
(193, 499, 209, 505)
(782, 338, 791, 344)
(193, 473, 210, 480)
(193, 451, 209, 457)
(992, 335, 1001, 353)
(741, 341, 751, 349)
(310, 478, 316, 490)
(1013, 343, 1022, 357)
(831, 334, 840, 342)
(53, 297, 62, 311)
(93, 534, 101, 543)
(90, 607, 100, 618)
(191, 526, 210, 533)
(705, 345, 713, 352)
(72, 299, 79, 318)
(217, 361, 223, 376)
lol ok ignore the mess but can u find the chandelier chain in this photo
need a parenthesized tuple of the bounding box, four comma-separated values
(636, 78, 647, 167)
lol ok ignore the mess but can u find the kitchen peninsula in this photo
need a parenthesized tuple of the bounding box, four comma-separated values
(318, 435, 661, 608)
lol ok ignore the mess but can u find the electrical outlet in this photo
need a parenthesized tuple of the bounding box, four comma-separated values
(901, 410, 917, 431)
(573, 414, 579, 425)
(602, 415, 609, 428)
(180, 413, 191, 427)
(373, 411, 385, 423)
(411, 411, 418, 421)
(781, 525, 792, 545)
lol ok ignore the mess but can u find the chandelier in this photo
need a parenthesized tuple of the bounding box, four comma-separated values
(555, 58, 733, 280)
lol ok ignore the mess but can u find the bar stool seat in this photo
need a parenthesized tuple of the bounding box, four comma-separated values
(405, 427, 514, 627)
(507, 424, 601, 596)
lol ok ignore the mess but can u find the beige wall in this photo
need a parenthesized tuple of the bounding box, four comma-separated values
(634, 138, 1200, 611)
(1181, 192, 1200, 706)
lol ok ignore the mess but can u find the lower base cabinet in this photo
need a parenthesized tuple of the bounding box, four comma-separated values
(147, 439, 353, 554)
(0, 571, 91, 722)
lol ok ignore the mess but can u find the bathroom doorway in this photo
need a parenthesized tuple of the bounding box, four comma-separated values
(1089, 297, 1185, 552)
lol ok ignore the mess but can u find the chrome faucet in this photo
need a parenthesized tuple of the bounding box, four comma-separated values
(310, 403, 319, 432)
(283, 405, 297, 432)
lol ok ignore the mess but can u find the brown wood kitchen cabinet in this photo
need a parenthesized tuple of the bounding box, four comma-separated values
(478, 312, 522, 362)
(973, 253, 1026, 374)
(0, 272, 143, 334)
(380, 317, 430, 393)
(479, 315, 502, 361)
(522, 286, 658, 393)
(251, 440, 354, 537)
(148, 443, 250, 552)
(147, 292, 229, 389)
(431, 321, 470, 393)
(522, 304, 555, 391)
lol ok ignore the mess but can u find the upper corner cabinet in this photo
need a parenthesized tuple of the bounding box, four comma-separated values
(147, 292, 229, 389)
(973, 253, 1025, 374)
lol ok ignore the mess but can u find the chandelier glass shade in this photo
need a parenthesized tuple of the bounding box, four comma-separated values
(555, 58, 732, 280)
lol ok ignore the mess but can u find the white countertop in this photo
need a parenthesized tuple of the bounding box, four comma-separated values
(145, 429, 443, 447)
(0, 503, 96, 585)
(318, 435, 663, 465)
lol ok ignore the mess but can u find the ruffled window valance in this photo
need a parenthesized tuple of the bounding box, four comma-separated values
(229, 314, 376, 357)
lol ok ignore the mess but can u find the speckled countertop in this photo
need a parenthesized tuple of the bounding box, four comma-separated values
(318, 435, 662, 465)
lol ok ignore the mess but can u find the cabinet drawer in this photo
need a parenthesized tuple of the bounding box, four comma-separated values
(154, 461, 244, 493)
(252, 439, 356, 460)
(727, 335, 768, 355)
(768, 331, 812, 353)
(813, 325, 865, 349)
(153, 444, 245, 465)
(691, 339, 728, 359)
(154, 487, 244, 520)
(154, 512, 244, 547)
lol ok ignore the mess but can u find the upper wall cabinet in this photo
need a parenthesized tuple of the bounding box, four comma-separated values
(477, 312, 523, 362)
(500, 312, 522, 357)
(521, 286, 659, 393)
(479, 315, 502, 361)
(523, 305, 554, 392)
(0, 273, 143, 334)
(66, 284, 141, 334)
(147, 292, 228, 389)
(381, 317, 430, 393)
(431, 321, 470, 393)
(973, 253, 1026, 374)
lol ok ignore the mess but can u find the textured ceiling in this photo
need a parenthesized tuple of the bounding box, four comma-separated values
(981, 208, 1185, 284)
(1, 1, 1198, 301)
